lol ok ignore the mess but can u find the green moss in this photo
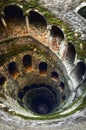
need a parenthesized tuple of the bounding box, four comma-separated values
(23, 1, 39, 11)
(1, 93, 85, 120)
(0, 0, 85, 121)
(0, 45, 29, 65)
(0, 0, 85, 59)
(0, 0, 85, 65)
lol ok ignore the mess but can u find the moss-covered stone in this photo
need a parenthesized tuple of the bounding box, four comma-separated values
(0, 0, 85, 59)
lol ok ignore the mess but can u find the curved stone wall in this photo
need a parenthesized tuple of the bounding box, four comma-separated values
(0, 0, 86, 130)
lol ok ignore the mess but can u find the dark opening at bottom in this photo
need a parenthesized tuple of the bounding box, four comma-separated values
(18, 84, 61, 115)
(23, 87, 58, 115)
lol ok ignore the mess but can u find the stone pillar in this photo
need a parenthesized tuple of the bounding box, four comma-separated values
(25, 15, 29, 33)
(59, 42, 67, 59)
(47, 25, 51, 46)
(1, 17, 7, 28)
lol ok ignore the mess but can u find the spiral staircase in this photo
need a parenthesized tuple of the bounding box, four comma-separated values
(0, 1, 86, 130)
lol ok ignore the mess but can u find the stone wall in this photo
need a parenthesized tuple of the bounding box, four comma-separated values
(39, 0, 86, 40)
(0, 0, 86, 130)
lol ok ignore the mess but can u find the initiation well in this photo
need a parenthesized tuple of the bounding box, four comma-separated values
(0, 1, 86, 130)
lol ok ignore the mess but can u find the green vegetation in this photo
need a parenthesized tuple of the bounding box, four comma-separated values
(0, 44, 34, 66)
(0, 0, 86, 121)
(0, 36, 53, 66)
(1, 90, 86, 120)
(0, 0, 85, 59)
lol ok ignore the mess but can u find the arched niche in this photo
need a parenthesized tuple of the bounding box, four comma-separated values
(78, 6, 86, 19)
(17, 89, 24, 100)
(75, 61, 86, 79)
(8, 61, 19, 79)
(49, 25, 65, 50)
(64, 42, 76, 65)
(29, 10, 47, 29)
(61, 95, 66, 102)
(4, 5, 24, 19)
(23, 55, 33, 73)
(50, 25, 65, 42)
(3, 5, 26, 36)
(58, 82, 65, 93)
(51, 71, 59, 80)
(71, 61, 86, 82)
(39, 83, 46, 88)
(39, 62, 47, 76)
(31, 84, 38, 89)
(59, 82, 65, 90)
(0, 76, 6, 87)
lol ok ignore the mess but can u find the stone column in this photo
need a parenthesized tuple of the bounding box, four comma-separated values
(47, 25, 51, 46)
(25, 15, 29, 33)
